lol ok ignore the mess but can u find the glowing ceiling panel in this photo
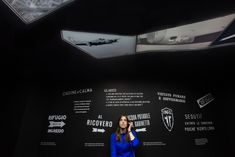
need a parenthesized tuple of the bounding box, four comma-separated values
(136, 13, 235, 53)
(61, 30, 136, 59)
(3, 0, 74, 24)
(60, 13, 235, 59)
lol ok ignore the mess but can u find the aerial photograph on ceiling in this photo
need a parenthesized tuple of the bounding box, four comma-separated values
(61, 30, 137, 59)
(136, 13, 235, 53)
(2, 0, 74, 23)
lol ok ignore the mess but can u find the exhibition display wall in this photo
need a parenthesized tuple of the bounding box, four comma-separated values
(14, 80, 231, 157)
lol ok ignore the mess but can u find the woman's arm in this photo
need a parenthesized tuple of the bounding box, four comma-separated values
(129, 130, 140, 149)
(110, 133, 117, 157)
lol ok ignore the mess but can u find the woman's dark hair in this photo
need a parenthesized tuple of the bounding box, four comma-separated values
(115, 115, 131, 142)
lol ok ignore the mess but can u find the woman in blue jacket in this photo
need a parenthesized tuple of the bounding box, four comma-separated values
(110, 115, 140, 157)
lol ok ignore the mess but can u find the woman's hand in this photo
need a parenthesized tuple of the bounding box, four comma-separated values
(128, 122, 133, 132)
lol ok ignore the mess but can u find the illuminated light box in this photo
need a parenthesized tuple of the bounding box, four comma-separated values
(2, 0, 74, 24)
(61, 30, 136, 59)
(136, 13, 235, 53)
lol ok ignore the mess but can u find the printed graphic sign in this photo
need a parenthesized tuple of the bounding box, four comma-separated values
(197, 93, 214, 108)
(161, 107, 174, 132)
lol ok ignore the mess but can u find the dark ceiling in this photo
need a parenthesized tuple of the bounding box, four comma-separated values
(1, 1, 235, 83)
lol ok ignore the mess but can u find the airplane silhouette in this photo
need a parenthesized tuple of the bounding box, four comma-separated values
(75, 38, 120, 46)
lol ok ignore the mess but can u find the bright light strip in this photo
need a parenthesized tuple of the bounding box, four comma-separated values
(220, 34, 235, 41)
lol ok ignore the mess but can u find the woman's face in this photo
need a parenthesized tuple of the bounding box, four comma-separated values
(119, 116, 128, 129)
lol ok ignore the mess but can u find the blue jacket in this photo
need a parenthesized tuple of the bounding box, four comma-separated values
(110, 130, 140, 157)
